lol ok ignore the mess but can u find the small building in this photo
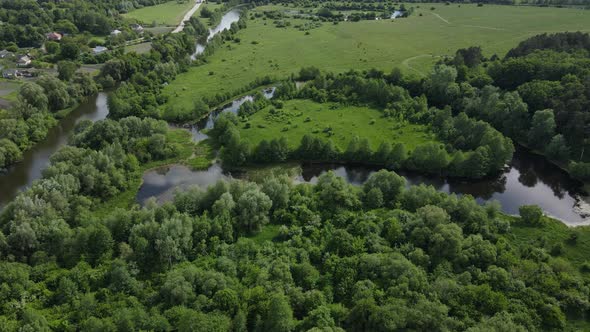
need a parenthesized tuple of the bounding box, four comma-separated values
(130, 24, 144, 34)
(16, 55, 31, 67)
(92, 46, 108, 55)
(0, 50, 15, 59)
(2, 69, 19, 79)
(46, 32, 63, 41)
(111, 29, 122, 36)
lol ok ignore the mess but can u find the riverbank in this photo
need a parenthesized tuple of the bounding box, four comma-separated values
(172, 0, 203, 33)
(0, 93, 110, 209)
(516, 140, 590, 194)
(92, 129, 214, 217)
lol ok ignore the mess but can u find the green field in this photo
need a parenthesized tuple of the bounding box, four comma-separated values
(162, 4, 590, 110)
(124, 0, 196, 26)
(125, 41, 153, 54)
(238, 99, 438, 151)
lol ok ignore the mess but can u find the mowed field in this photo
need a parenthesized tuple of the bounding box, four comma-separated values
(238, 99, 438, 151)
(124, 0, 196, 26)
(162, 4, 590, 109)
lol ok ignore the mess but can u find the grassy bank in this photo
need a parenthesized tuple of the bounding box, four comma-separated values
(162, 3, 590, 109)
(238, 99, 438, 151)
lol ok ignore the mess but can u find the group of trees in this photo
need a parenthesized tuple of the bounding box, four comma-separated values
(439, 32, 590, 180)
(0, 115, 181, 260)
(0, 73, 98, 170)
(209, 66, 513, 178)
(106, 15, 250, 122)
(0, 0, 176, 49)
(0, 163, 587, 330)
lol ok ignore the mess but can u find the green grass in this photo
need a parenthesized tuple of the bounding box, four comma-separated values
(162, 4, 590, 110)
(124, 0, 196, 26)
(0, 79, 22, 100)
(248, 224, 281, 244)
(507, 215, 590, 271)
(125, 42, 153, 54)
(186, 139, 216, 170)
(238, 99, 438, 151)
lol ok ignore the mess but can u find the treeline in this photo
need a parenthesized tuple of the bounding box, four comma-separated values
(106, 15, 250, 122)
(0, 73, 98, 170)
(0, 0, 123, 48)
(442, 32, 590, 181)
(0, 0, 178, 48)
(207, 68, 513, 178)
(0, 163, 587, 329)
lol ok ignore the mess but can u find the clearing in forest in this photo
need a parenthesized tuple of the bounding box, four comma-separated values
(238, 99, 438, 151)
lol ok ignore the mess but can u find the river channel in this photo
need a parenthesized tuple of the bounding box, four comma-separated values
(137, 89, 590, 226)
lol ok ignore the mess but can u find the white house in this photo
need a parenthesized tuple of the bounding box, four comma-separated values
(111, 29, 122, 36)
(16, 55, 31, 67)
(131, 24, 144, 34)
(92, 46, 108, 55)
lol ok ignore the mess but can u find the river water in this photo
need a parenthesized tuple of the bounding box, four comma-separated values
(191, 9, 242, 59)
(0, 92, 110, 209)
(138, 90, 590, 226)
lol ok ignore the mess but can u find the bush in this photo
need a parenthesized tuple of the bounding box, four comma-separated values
(519, 205, 543, 225)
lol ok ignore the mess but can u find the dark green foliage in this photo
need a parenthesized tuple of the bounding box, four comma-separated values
(519, 205, 544, 225)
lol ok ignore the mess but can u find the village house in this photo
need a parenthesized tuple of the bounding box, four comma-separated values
(131, 24, 144, 34)
(0, 49, 15, 59)
(46, 32, 63, 41)
(16, 55, 31, 67)
(111, 29, 122, 36)
(2, 69, 19, 79)
(92, 46, 108, 55)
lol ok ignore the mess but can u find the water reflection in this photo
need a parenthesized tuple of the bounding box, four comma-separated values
(180, 87, 275, 142)
(296, 147, 589, 226)
(0, 92, 110, 209)
(137, 164, 231, 205)
(192, 9, 242, 59)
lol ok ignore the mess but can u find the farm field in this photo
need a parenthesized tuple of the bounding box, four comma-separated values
(238, 99, 438, 151)
(162, 3, 590, 110)
(123, 0, 197, 26)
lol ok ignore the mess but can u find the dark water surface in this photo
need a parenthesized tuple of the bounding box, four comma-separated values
(296, 146, 590, 226)
(139, 92, 590, 226)
(0, 93, 109, 208)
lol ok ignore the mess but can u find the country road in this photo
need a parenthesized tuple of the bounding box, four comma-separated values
(172, 0, 203, 33)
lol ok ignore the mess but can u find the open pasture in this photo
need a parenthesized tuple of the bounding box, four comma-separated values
(162, 3, 590, 110)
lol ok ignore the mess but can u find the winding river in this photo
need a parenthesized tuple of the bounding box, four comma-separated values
(138, 89, 590, 226)
(191, 9, 242, 59)
(0, 92, 110, 209)
(2, 8, 590, 226)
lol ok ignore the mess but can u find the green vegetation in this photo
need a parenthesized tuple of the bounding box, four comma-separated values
(163, 4, 590, 108)
(240, 98, 436, 150)
(124, 0, 197, 26)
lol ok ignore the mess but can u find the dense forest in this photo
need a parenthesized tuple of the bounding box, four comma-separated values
(442, 32, 590, 180)
(0, 122, 588, 329)
(1, 1, 590, 330)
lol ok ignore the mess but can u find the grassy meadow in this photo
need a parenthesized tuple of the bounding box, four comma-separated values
(124, 0, 197, 26)
(162, 3, 590, 110)
(238, 99, 438, 151)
